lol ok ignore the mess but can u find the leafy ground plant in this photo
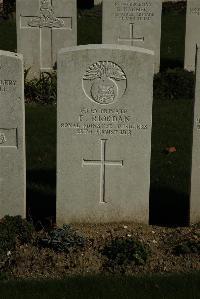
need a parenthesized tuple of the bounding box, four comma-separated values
(173, 238, 200, 255)
(25, 71, 57, 105)
(101, 237, 149, 272)
(39, 225, 86, 253)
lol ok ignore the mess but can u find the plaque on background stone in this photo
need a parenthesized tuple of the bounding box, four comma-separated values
(185, 0, 200, 71)
(16, 0, 77, 78)
(102, 0, 162, 73)
(57, 45, 154, 224)
(0, 51, 25, 219)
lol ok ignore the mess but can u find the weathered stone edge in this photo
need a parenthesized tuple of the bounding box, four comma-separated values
(59, 44, 155, 56)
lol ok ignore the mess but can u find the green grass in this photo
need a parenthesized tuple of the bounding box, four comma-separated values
(77, 9, 102, 44)
(0, 272, 200, 299)
(150, 98, 194, 226)
(0, 20, 16, 51)
(25, 105, 56, 224)
(161, 8, 186, 69)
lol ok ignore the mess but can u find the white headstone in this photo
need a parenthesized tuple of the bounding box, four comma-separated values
(94, 0, 102, 5)
(102, 0, 162, 73)
(0, 51, 25, 219)
(0, 0, 3, 13)
(16, 0, 77, 78)
(190, 45, 200, 223)
(185, 0, 200, 71)
(57, 44, 154, 224)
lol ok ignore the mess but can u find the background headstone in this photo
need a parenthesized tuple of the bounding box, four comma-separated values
(94, 0, 102, 5)
(16, 0, 77, 78)
(185, 0, 200, 71)
(0, 50, 25, 219)
(190, 45, 200, 223)
(0, 0, 3, 14)
(102, 0, 162, 73)
(57, 45, 154, 224)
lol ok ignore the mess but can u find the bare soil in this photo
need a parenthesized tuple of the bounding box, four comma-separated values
(10, 222, 200, 279)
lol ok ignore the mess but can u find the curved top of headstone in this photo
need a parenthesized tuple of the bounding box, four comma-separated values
(59, 44, 155, 56)
(0, 50, 23, 60)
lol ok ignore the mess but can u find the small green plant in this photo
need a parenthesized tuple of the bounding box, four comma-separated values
(25, 71, 57, 104)
(173, 239, 200, 255)
(39, 225, 86, 253)
(154, 68, 195, 100)
(101, 237, 149, 270)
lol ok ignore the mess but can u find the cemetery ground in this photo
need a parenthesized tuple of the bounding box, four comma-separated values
(0, 2, 200, 297)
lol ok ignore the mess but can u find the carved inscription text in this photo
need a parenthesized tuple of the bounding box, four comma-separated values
(0, 80, 16, 93)
(189, 7, 200, 16)
(114, 1, 154, 22)
(60, 107, 148, 137)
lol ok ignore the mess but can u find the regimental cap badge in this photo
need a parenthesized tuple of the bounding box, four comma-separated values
(82, 61, 127, 105)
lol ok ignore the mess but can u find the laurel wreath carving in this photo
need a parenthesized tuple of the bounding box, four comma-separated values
(83, 61, 126, 81)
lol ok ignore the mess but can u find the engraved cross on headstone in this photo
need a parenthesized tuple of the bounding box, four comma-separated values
(118, 23, 144, 46)
(82, 139, 123, 204)
(20, 0, 73, 72)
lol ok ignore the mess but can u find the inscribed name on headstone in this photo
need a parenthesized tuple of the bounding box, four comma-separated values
(16, 0, 77, 78)
(190, 46, 200, 223)
(102, 0, 162, 73)
(185, 0, 200, 71)
(57, 45, 154, 224)
(0, 51, 25, 219)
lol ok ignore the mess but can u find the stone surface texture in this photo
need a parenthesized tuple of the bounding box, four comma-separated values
(185, 0, 200, 71)
(102, 0, 162, 73)
(16, 0, 77, 78)
(95, 0, 184, 3)
(94, 0, 102, 5)
(57, 44, 154, 224)
(190, 46, 200, 223)
(0, 51, 25, 219)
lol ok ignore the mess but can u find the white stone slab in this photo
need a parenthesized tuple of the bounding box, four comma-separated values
(16, 0, 77, 78)
(190, 45, 200, 223)
(102, 0, 162, 73)
(185, 0, 200, 71)
(94, 0, 102, 5)
(0, 51, 25, 219)
(57, 44, 154, 224)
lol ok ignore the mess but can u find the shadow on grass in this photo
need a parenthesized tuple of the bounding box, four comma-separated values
(26, 169, 56, 228)
(149, 187, 190, 227)
(160, 4, 186, 70)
